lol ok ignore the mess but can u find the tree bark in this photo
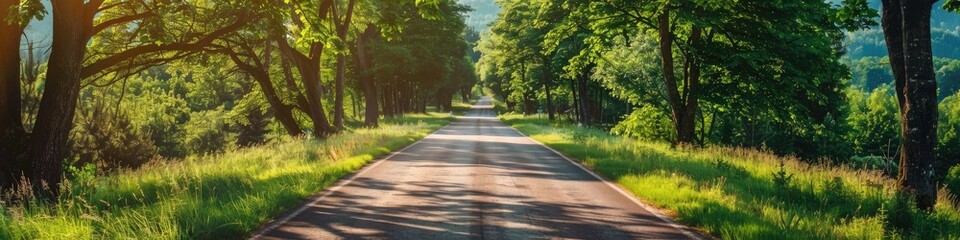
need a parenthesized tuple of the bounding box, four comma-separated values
(658, 11, 699, 145)
(542, 57, 556, 121)
(354, 25, 379, 127)
(576, 65, 595, 124)
(882, 0, 941, 211)
(27, 1, 89, 196)
(275, 35, 335, 138)
(332, 0, 357, 129)
(0, 0, 28, 190)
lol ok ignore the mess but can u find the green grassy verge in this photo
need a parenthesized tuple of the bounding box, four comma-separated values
(0, 114, 454, 239)
(500, 113, 960, 239)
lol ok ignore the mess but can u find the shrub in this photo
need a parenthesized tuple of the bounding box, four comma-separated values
(183, 109, 232, 155)
(611, 105, 674, 142)
(939, 93, 960, 176)
(70, 102, 157, 171)
(846, 86, 900, 158)
(850, 155, 898, 176)
(948, 165, 960, 201)
(126, 89, 189, 158)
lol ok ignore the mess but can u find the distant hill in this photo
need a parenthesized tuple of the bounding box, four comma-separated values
(839, 0, 960, 59)
(458, 0, 499, 31)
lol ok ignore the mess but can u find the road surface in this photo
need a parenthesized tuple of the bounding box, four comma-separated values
(254, 97, 699, 240)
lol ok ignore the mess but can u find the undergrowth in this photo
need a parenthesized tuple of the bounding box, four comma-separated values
(0, 114, 453, 239)
(500, 113, 960, 239)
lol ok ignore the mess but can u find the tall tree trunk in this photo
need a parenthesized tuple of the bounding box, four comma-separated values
(0, 0, 27, 190)
(298, 64, 335, 137)
(882, 0, 941, 211)
(382, 81, 395, 117)
(28, 1, 88, 195)
(542, 64, 555, 121)
(332, 0, 357, 129)
(576, 66, 594, 124)
(658, 11, 699, 145)
(354, 26, 379, 127)
(334, 54, 346, 129)
(460, 88, 471, 104)
(276, 37, 335, 138)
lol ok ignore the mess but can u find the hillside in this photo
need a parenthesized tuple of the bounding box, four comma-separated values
(458, 0, 499, 31)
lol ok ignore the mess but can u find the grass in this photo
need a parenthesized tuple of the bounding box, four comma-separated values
(0, 113, 455, 239)
(500, 113, 960, 239)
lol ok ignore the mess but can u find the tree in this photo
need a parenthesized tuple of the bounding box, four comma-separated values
(0, 0, 39, 190)
(880, 0, 943, 211)
(1, 0, 249, 196)
(332, 0, 359, 129)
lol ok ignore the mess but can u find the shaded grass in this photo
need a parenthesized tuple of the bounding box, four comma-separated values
(0, 113, 454, 239)
(500, 113, 960, 239)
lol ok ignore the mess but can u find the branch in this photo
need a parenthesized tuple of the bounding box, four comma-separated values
(90, 12, 155, 37)
(81, 14, 249, 79)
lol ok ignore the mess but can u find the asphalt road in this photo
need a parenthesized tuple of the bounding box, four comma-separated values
(254, 97, 699, 240)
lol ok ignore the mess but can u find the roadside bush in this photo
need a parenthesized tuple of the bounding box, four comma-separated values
(610, 105, 674, 142)
(230, 92, 271, 147)
(70, 102, 157, 171)
(126, 89, 189, 158)
(184, 109, 232, 155)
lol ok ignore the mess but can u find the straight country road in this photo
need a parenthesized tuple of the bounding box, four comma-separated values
(254, 97, 700, 240)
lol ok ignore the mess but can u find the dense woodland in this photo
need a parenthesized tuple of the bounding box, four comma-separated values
(1, 0, 960, 238)
(0, 0, 477, 197)
(478, 0, 960, 211)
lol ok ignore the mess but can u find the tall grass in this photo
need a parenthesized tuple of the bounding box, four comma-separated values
(0, 114, 453, 239)
(500, 113, 960, 239)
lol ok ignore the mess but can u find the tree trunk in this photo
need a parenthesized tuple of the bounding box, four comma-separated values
(276, 37, 335, 138)
(224, 50, 304, 136)
(354, 26, 379, 127)
(576, 66, 594, 124)
(382, 81, 395, 117)
(334, 55, 346, 129)
(543, 66, 556, 121)
(883, 0, 940, 211)
(0, 0, 27, 190)
(298, 64, 335, 137)
(332, 0, 357, 129)
(658, 11, 699, 145)
(28, 1, 88, 196)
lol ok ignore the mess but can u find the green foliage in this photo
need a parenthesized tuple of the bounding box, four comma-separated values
(610, 106, 674, 143)
(846, 86, 900, 159)
(70, 105, 158, 171)
(946, 165, 960, 202)
(773, 161, 795, 190)
(501, 113, 960, 239)
(941, 93, 960, 177)
(125, 81, 190, 159)
(183, 109, 232, 156)
(850, 155, 898, 176)
(230, 90, 272, 147)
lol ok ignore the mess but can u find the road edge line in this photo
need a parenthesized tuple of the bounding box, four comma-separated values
(249, 122, 456, 239)
(505, 123, 706, 240)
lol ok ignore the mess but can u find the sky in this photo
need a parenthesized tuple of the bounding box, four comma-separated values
(457, 0, 500, 31)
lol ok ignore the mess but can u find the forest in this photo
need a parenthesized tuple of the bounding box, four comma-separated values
(1, 0, 960, 239)
(1, 0, 477, 238)
(478, 0, 960, 238)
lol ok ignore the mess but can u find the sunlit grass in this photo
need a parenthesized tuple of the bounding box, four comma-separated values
(0, 113, 454, 239)
(500, 113, 960, 239)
